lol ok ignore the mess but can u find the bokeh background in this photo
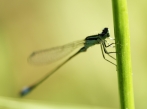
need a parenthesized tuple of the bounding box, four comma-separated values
(0, 0, 146, 109)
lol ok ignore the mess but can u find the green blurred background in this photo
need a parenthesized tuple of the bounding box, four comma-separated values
(0, 0, 146, 108)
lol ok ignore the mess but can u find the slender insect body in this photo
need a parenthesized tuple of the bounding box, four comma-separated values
(20, 27, 116, 96)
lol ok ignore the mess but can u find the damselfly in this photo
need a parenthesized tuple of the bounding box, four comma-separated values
(20, 28, 116, 96)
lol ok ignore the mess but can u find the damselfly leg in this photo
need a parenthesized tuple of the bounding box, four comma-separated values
(100, 40, 116, 66)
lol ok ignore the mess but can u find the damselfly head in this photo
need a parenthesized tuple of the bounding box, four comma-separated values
(101, 28, 110, 39)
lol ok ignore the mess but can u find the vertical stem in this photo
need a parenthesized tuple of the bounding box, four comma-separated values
(112, 0, 135, 109)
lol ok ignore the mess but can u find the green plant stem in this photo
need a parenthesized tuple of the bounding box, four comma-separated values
(112, 0, 134, 109)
